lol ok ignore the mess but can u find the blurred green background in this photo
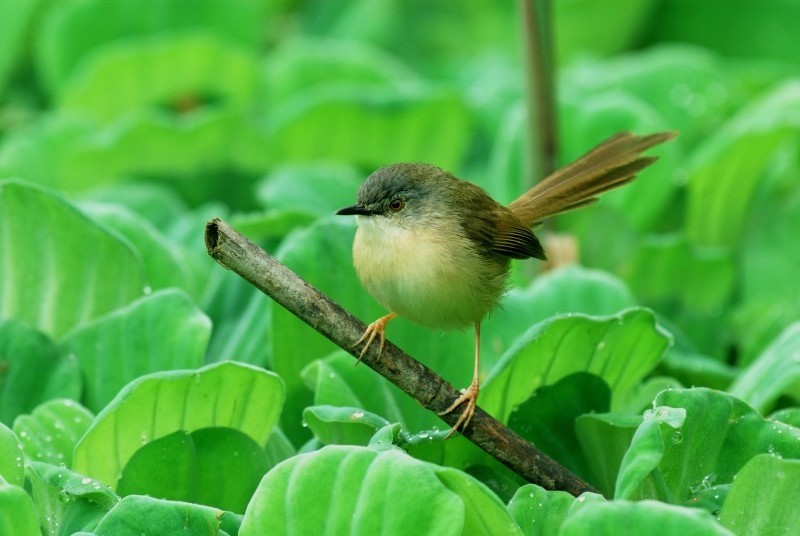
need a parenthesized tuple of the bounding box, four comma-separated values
(1, 0, 799, 443)
(2, 2, 800, 532)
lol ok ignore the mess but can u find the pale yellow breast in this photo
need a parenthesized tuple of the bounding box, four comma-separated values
(352, 216, 507, 330)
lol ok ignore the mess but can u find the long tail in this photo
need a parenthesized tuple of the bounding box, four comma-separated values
(507, 131, 678, 226)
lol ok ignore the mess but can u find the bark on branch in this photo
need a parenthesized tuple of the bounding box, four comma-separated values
(205, 218, 598, 497)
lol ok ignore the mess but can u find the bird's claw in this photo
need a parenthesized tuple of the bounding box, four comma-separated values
(438, 381, 479, 439)
(352, 312, 397, 366)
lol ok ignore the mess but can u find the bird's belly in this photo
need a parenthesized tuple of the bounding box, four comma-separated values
(352, 217, 506, 330)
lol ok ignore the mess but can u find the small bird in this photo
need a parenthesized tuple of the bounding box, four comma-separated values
(336, 131, 677, 437)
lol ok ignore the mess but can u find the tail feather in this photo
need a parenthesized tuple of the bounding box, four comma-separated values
(508, 131, 677, 225)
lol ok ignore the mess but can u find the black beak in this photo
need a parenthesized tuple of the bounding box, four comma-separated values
(336, 204, 375, 216)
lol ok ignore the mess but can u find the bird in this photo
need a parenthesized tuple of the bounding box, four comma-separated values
(336, 131, 677, 437)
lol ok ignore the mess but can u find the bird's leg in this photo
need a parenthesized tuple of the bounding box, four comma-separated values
(440, 322, 481, 438)
(353, 312, 398, 365)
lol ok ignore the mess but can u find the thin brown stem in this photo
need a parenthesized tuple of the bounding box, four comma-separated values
(205, 218, 598, 497)
(519, 0, 558, 182)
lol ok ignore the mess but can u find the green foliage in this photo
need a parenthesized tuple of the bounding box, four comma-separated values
(0, 320, 81, 424)
(0, 476, 40, 536)
(72, 362, 284, 491)
(0, 181, 146, 339)
(240, 445, 522, 535)
(62, 289, 211, 412)
(13, 398, 93, 467)
(718, 454, 800, 535)
(1, 0, 799, 533)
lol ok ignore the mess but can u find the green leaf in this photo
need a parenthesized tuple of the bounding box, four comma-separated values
(62, 289, 211, 412)
(262, 426, 295, 470)
(0, 112, 272, 207)
(619, 388, 800, 503)
(651, 0, 800, 65)
(0, 180, 146, 339)
(73, 361, 284, 489)
(268, 85, 472, 171)
(769, 407, 800, 429)
(262, 38, 420, 109)
(13, 398, 94, 467)
(659, 350, 736, 392)
(0, 478, 40, 536)
(719, 454, 800, 535)
(732, 149, 800, 365)
(92, 495, 223, 536)
(302, 352, 439, 433)
(0, 0, 38, 100)
(27, 461, 119, 536)
(555, 0, 660, 64)
(203, 273, 271, 366)
(303, 405, 391, 447)
(614, 406, 686, 500)
(575, 413, 642, 499)
(507, 483, 605, 536)
(508, 373, 610, 480)
(560, 500, 733, 536)
(481, 308, 671, 423)
(37, 0, 267, 92)
(434, 466, 524, 536)
(117, 428, 269, 514)
(240, 445, 521, 536)
(621, 234, 734, 315)
(686, 81, 800, 249)
(483, 265, 637, 363)
(561, 44, 738, 147)
(729, 322, 800, 413)
(79, 182, 189, 230)
(256, 162, 364, 220)
(81, 203, 203, 299)
(0, 320, 81, 425)
(0, 422, 24, 486)
(619, 234, 735, 355)
(59, 31, 261, 123)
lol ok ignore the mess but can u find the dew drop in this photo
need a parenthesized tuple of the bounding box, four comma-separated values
(671, 431, 683, 445)
(81, 477, 92, 485)
(352, 411, 365, 419)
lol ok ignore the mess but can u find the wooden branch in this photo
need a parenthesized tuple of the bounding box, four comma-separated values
(205, 218, 598, 497)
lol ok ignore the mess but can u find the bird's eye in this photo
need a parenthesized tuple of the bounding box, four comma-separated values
(388, 198, 404, 212)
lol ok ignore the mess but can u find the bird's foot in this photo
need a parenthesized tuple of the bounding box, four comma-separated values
(353, 312, 397, 365)
(439, 380, 479, 439)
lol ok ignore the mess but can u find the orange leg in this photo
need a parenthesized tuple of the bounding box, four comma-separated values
(353, 312, 398, 365)
(439, 322, 481, 438)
